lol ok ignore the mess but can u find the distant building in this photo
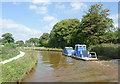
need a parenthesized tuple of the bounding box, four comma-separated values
(25, 43, 38, 46)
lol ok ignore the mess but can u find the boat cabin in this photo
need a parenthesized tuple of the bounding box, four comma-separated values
(64, 47, 74, 56)
(75, 44, 87, 51)
(75, 44, 91, 58)
(62, 44, 98, 61)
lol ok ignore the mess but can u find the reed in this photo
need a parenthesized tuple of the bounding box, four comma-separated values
(89, 43, 119, 59)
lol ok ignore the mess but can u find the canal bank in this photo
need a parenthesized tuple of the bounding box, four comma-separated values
(0, 51, 25, 64)
(23, 47, 63, 52)
(1, 50, 38, 83)
(21, 51, 118, 82)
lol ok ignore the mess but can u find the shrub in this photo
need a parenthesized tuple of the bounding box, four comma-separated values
(89, 43, 119, 59)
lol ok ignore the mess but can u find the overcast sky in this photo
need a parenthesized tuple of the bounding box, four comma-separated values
(0, 0, 119, 42)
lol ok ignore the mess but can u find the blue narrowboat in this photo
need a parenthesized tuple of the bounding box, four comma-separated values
(62, 47, 74, 56)
(63, 44, 98, 61)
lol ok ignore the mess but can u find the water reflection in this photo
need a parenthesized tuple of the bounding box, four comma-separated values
(22, 51, 118, 82)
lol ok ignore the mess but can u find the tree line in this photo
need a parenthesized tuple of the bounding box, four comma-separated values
(0, 3, 119, 48)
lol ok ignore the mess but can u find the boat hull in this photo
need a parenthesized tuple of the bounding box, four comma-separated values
(71, 55, 98, 61)
(62, 53, 72, 57)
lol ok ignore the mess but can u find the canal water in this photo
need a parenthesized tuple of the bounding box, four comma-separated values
(22, 51, 118, 82)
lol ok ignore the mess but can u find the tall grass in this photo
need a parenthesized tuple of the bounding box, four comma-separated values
(0, 45, 2, 62)
(89, 43, 119, 59)
(1, 50, 38, 82)
(0, 43, 20, 62)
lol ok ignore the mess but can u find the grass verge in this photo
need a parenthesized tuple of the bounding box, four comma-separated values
(0, 43, 20, 62)
(23, 47, 63, 51)
(1, 49, 38, 82)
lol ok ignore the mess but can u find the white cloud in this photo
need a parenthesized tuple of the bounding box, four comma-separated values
(29, 5, 37, 10)
(29, 0, 52, 14)
(29, 5, 47, 14)
(32, 0, 51, 4)
(65, 2, 87, 14)
(1, 19, 42, 42)
(29, 1, 52, 15)
(43, 16, 58, 22)
(36, 6, 47, 14)
(44, 22, 57, 31)
(70, 2, 87, 10)
(43, 16, 58, 31)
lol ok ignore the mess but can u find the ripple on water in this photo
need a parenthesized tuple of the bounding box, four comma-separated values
(22, 51, 118, 82)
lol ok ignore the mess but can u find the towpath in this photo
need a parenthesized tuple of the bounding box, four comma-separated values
(0, 51, 25, 64)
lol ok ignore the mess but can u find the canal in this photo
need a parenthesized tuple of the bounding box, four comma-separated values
(22, 51, 118, 82)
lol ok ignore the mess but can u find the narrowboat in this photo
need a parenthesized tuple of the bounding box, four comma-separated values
(62, 47, 74, 57)
(63, 44, 98, 61)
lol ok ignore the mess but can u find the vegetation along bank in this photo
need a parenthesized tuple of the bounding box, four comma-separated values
(1, 46, 38, 83)
(89, 43, 119, 59)
(0, 43, 20, 62)
(24, 47, 63, 52)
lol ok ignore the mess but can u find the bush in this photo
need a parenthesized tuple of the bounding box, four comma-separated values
(89, 43, 119, 59)
(4, 43, 16, 48)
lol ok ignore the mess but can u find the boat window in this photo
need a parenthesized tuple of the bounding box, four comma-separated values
(78, 46, 82, 48)
(83, 46, 86, 48)
(66, 48, 73, 50)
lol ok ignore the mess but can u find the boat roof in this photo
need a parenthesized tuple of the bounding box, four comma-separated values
(65, 47, 73, 48)
(75, 44, 86, 46)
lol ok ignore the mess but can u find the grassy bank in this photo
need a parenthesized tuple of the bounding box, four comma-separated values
(1, 49, 38, 82)
(89, 43, 119, 59)
(0, 45, 2, 62)
(23, 47, 63, 51)
(0, 43, 20, 62)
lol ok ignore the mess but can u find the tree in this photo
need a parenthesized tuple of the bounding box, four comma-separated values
(113, 28, 120, 43)
(39, 33, 49, 47)
(80, 3, 114, 46)
(25, 38, 39, 44)
(49, 18, 80, 48)
(0, 38, 3, 44)
(2, 33, 14, 44)
(16, 40, 24, 46)
(25, 38, 39, 47)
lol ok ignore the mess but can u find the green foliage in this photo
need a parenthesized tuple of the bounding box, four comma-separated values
(24, 47, 62, 51)
(48, 3, 115, 48)
(4, 43, 16, 48)
(101, 28, 119, 44)
(1, 50, 38, 82)
(89, 43, 119, 59)
(39, 33, 49, 47)
(0, 43, 19, 61)
(49, 18, 80, 48)
(26, 38, 39, 44)
(25, 38, 39, 47)
(2, 33, 14, 44)
(16, 40, 24, 47)
(81, 3, 114, 46)
(0, 38, 3, 44)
